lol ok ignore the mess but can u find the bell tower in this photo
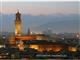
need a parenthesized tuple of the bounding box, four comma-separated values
(15, 11, 21, 36)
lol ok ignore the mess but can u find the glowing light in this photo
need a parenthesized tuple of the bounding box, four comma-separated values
(0, 45, 5, 48)
(29, 45, 39, 50)
(68, 47, 77, 52)
(15, 36, 36, 40)
(53, 47, 62, 52)
(17, 41, 24, 51)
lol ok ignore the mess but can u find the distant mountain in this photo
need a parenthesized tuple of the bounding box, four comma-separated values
(33, 14, 80, 33)
(37, 19, 79, 33)
(0, 13, 79, 33)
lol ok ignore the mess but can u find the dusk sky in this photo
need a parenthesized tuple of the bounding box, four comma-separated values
(1, 2, 79, 15)
(0, 2, 80, 33)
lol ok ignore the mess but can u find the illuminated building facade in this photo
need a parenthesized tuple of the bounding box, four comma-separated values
(29, 44, 63, 52)
(15, 11, 21, 36)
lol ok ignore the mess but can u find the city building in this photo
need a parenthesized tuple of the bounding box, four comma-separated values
(15, 11, 21, 36)
(8, 11, 78, 54)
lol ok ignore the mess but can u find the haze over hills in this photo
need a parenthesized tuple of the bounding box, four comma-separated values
(0, 13, 80, 33)
(35, 14, 79, 33)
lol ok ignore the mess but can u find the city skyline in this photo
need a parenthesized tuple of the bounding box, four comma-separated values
(0, 1, 80, 59)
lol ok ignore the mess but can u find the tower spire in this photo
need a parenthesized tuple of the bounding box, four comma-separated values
(16, 9, 21, 20)
(27, 28, 31, 35)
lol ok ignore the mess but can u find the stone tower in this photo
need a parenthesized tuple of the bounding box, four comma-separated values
(15, 11, 21, 36)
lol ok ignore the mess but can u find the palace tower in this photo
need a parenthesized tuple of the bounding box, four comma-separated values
(15, 11, 21, 36)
